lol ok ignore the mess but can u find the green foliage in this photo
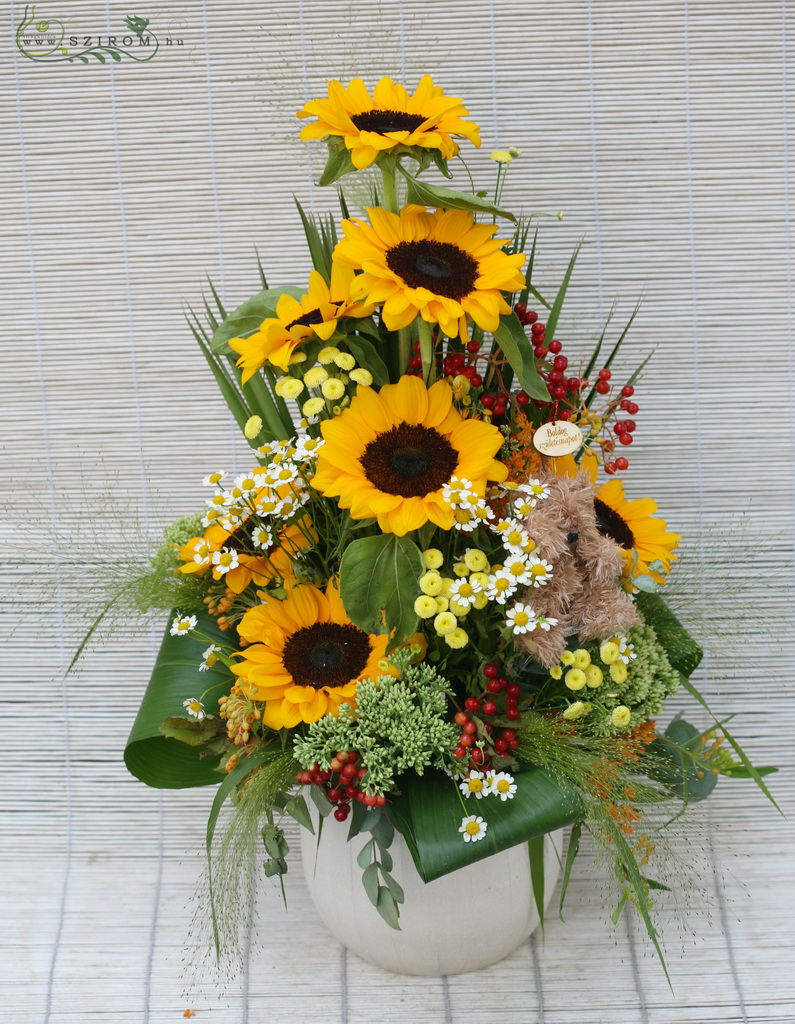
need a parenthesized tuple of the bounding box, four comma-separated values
(356, 810, 404, 930)
(397, 163, 516, 221)
(493, 314, 548, 400)
(292, 661, 459, 796)
(339, 533, 424, 646)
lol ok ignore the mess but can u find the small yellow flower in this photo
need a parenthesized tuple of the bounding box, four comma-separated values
(490, 149, 513, 163)
(609, 661, 628, 684)
(573, 649, 591, 670)
(349, 368, 373, 386)
(275, 376, 305, 399)
(560, 651, 575, 667)
(472, 592, 489, 610)
(565, 668, 587, 691)
(244, 415, 263, 439)
(449, 599, 471, 618)
(302, 397, 325, 417)
(334, 352, 356, 371)
(434, 612, 458, 636)
(317, 346, 341, 364)
(600, 641, 620, 665)
(422, 548, 444, 570)
(445, 627, 469, 649)
(611, 705, 632, 728)
(304, 366, 329, 389)
(550, 665, 563, 680)
(463, 549, 489, 572)
(452, 561, 469, 577)
(563, 701, 590, 720)
(419, 571, 443, 596)
(321, 378, 346, 401)
(414, 595, 438, 618)
(435, 596, 449, 612)
(585, 665, 604, 688)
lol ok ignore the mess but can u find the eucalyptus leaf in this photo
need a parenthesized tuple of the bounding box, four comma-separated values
(381, 869, 405, 904)
(310, 784, 334, 817)
(648, 718, 717, 803)
(361, 862, 380, 907)
(263, 858, 288, 877)
(356, 839, 375, 870)
(339, 534, 423, 646)
(375, 886, 401, 930)
(211, 287, 304, 355)
(285, 793, 314, 833)
(261, 823, 290, 860)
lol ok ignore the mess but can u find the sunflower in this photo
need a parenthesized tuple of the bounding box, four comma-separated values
(332, 206, 525, 340)
(229, 264, 374, 380)
(297, 75, 481, 170)
(231, 582, 391, 729)
(311, 375, 508, 535)
(594, 479, 680, 583)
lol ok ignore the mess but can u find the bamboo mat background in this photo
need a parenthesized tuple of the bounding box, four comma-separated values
(2, 1, 794, 1021)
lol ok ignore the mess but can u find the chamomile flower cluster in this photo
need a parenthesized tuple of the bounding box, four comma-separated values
(441, 476, 495, 533)
(457, 768, 517, 843)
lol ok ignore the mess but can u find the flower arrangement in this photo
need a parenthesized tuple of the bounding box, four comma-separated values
(122, 74, 776, 975)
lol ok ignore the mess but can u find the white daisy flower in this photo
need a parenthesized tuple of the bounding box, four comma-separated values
(201, 509, 223, 528)
(488, 771, 517, 801)
(233, 473, 259, 494)
(263, 461, 300, 487)
(292, 435, 325, 461)
(183, 697, 206, 720)
(251, 525, 273, 550)
(526, 555, 554, 588)
(170, 614, 197, 637)
(448, 577, 483, 607)
(485, 570, 518, 604)
(256, 440, 288, 457)
(503, 554, 533, 585)
(218, 511, 243, 532)
(206, 491, 231, 509)
(615, 635, 637, 664)
(519, 478, 551, 502)
(459, 815, 488, 843)
(442, 476, 477, 508)
(199, 644, 221, 673)
(459, 770, 488, 799)
(202, 470, 226, 487)
(211, 548, 239, 575)
(186, 539, 211, 567)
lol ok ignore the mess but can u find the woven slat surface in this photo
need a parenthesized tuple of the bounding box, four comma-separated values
(2, 1, 794, 1021)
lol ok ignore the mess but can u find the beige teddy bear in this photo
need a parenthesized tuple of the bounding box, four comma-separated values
(517, 470, 639, 667)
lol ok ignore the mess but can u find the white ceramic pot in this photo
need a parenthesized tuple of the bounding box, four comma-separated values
(300, 815, 563, 976)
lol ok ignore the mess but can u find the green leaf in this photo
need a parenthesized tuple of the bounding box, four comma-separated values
(649, 719, 718, 803)
(361, 862, 380, 906)
(632, 574, 660, 593)
(381, 868, 404, 904)
(339, 534, 424, 646)
(375, 886, 401, 930)
(261, 823, 290, 860)
(124, 611, 233, 789)
(528, 835, 546, 930)
(211, 286, 304, 355)
(559, 820, 581, 919)
(543, 242, 582, 346)
(493, 315, 548, 401)
(318, 139, 358, 187)
(310, 784, 334, 817)
(343, 333, 390, 386)
(294, 199, 334, 279)
(678, 676, 782, 812)
(635, 592, 703, 676)
(397, 165, 516, 221)
(158, 716, 224, 747)
(378, 846, 393, 873)
(390, 768, 582, 883)
(284, 793, 314, 833)
(357, 839, 375, 870)
(721, 764, 778, 780)
(263, 858, 288, 877)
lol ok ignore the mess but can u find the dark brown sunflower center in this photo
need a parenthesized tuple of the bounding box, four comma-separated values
(593, 498, 635, 550)
(360, 422, 458, 498)
(286, 307, 324, 331)
(385, 240, 479, 301)
(282, 621, 371, 690)
(221, 518, 256, 555)
(350, 109, 426, 135)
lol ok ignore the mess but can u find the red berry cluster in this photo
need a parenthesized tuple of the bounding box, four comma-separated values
(515, 304, 581, 414)
(407, 337, 484, 388)
(452, 663, 522, 767)
(596, 372, 640, 475)
(295, 750, 386, 822)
